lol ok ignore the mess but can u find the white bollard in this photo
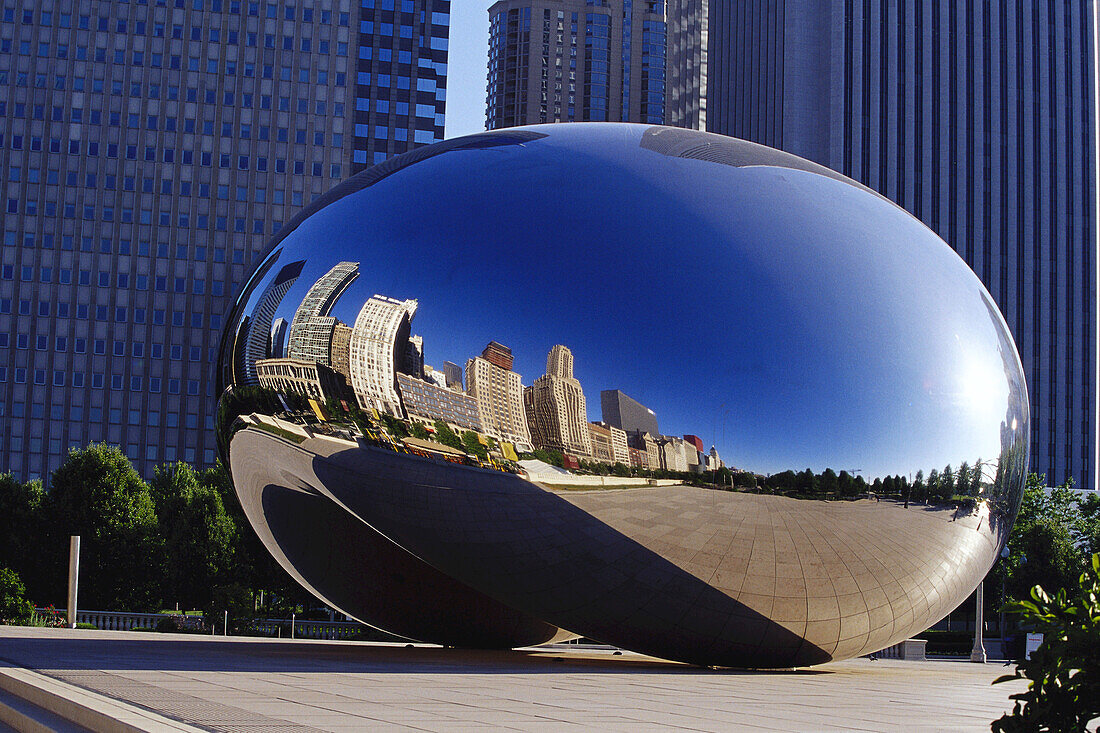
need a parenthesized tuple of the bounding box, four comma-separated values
(67, 536, 80, 629)
(291, 613, 295, 639)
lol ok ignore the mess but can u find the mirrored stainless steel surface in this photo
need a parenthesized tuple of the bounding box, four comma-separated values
(216, 123, 1028, 668)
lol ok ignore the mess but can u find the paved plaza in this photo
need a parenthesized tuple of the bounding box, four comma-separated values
(0, 626, 1025, 732)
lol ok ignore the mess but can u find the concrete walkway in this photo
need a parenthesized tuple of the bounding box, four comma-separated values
(0, 626, 1025, 732)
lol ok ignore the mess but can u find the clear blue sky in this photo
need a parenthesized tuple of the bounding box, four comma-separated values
(444, 3, 493, 139)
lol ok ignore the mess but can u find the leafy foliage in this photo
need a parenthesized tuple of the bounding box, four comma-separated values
(991, 553, 1100, 732)
(49, 444, 163, 611)
(461, 431, 488, 460)
(993, 475, 1096, 604)
(150, 462, 238, 612)
(432, 420, 463, 450)
(0, 474, 47, 600)
(0, 567, 34, 624)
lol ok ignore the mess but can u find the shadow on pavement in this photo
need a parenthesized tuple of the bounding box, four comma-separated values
(0, 633, 832, 676)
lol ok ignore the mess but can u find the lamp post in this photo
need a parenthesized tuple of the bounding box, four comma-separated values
(998, 545, 1011, 659)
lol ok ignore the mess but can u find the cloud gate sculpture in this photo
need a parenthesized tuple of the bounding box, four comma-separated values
(216, 123, 1028, 668)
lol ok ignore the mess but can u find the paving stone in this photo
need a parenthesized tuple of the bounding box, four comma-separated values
(0, 626, 1027, 732)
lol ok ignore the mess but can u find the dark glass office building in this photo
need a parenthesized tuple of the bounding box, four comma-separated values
(703, 1, 1097, 489)
(0, 0, 449, 481)
(486, 0, 667, 129)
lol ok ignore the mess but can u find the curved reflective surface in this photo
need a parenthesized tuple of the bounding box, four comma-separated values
(216, 123, 1028, 668)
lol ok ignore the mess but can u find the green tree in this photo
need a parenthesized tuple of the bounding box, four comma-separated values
(766, 470, 797, 492)
(991, 554, 1100, 733)
(409, 422, 431, 440)
(926, 469, 941, 501)
(797, 468, 816, 493)
(150, 462, 238, 612)
(533, 448, 564, 468)
(957, 462, 972, 496)
(1078, 492, 1100, 557)
(0, 474, 48, 601)
(380, 414, 409, 439)
(911, 470, 926, 502)
(941, 464, 956, 500)
(48, 444, 164, 611)
(819, 468, 839, 495)
(837, 470, 856, 497)
(0, 567, 34, 624)
(433, 420, 463, 450)
(999, 476, 1086, 602)
(461, 431, 488, 460)
(883, 475, 897, 497)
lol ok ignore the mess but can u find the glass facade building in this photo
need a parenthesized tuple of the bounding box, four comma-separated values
(486, 0, 666, 129)
(701, 1, 1097, 490)
(0, 0, 448, 481)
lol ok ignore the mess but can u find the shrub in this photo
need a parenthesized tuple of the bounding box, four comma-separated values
(74, 622, 97, 630)
(155, 614, 207, 634)
(0, 567, 34, 624)
(24, 605, 65, 628)
(991, 553, 1100, 732)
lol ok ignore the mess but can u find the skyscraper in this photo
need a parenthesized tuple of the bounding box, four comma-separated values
(701, 2, 1096, 489)
(466, 341, 531, 449)
(486, 0, 668, 128)
(353, 0, 450, 168)
(524, 344, 592, 455)
(0, 1, 449, 480)
(349, 294, 418, 416)
(664, 0, 707, 130)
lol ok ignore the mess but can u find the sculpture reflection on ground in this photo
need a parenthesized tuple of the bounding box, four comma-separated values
(216, 123, 1028, 668)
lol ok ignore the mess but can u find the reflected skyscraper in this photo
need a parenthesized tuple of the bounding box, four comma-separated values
(287, 262, 360, 367)
(524, 345, 592, 456)
(466, 342, 532, 449)
(349, 295, 418, 416)
(269, 319, 289, 359)
(443, 360, 463, 390)
(241, 260, 304, 385)
(601, 389, 659, 436)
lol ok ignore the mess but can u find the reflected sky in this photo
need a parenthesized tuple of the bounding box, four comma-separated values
(231, 123, 1026, 479)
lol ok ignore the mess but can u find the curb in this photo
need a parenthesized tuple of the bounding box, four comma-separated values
(0, 663, 203, 732)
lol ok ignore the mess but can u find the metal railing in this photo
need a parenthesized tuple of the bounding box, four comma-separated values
(38, 609, 375, 640)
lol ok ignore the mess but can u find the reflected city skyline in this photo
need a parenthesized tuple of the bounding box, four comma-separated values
(229, 250, 1021, 488)
(234, 258, 731, 475)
